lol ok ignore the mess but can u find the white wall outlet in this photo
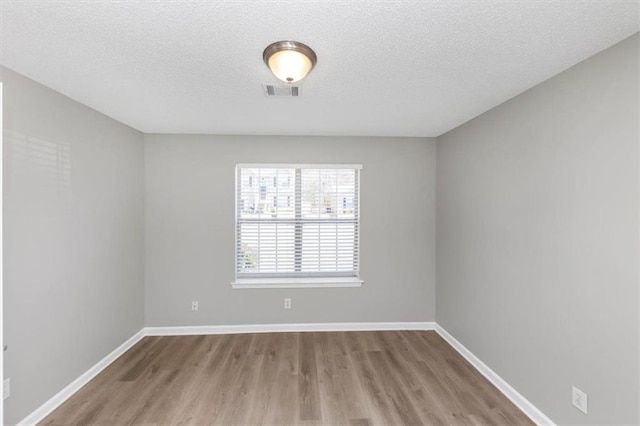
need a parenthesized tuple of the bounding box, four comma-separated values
(191, 301, 199, 311)
(572, 385, 588, 415)
(3, 378, 10, 400)
(284, 298, 292, 309)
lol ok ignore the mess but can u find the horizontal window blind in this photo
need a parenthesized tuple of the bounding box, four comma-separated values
(236, 165, 360, 279)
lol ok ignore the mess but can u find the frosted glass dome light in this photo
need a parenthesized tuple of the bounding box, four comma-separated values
(263, 41, 317, 83)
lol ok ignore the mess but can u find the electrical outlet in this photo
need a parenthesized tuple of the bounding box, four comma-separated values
(284, 298, 292, 309)
(572, 386, 588, 415)
(191, 301, 199, 312)
(3, 378, 10, 400)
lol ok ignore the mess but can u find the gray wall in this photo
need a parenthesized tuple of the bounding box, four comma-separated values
(2, 67, 145, 424)
(436, 34, 639, 424)
(144, 135, 436, 326)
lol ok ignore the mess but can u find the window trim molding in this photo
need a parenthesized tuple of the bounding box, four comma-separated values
(236, 163, 363, 170)
(234, 163, 362, 289)
(231, 277, 364, 289)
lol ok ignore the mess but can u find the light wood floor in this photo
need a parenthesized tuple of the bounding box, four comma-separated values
(41, 331, 533, 425)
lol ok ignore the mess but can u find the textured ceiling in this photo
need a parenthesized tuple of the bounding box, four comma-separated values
(0, 1, 638, 137)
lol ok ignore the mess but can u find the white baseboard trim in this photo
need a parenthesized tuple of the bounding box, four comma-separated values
(145, 321, 435, 336)
(435, 325, 555, 426)
(17, 329, 146, 426)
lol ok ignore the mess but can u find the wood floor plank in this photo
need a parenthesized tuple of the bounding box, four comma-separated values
(399, 331, 478, 424)
(375, 333, 449, 425)
(261, 332, 299, 425)
(315, 332, 352, 426)
(198, 333, 256, 423)
(388, 332, 465, 424)
(40, 331, 534, 426)
(298, 332, 322, 422)
(349, 349, 404, 425)
(366, 350, 424, 425)
(324, 333, 368, 413)
(218, 352, 264, 425)
(243, 334, 282, 425)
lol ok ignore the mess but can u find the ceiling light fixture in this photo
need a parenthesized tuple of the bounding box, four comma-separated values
(263, 40, 317, 83)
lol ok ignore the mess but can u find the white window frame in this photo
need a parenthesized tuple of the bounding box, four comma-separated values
(231, 163, 363, 289)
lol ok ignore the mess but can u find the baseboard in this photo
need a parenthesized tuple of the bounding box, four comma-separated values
(145, 321, 436, 335)
(17, 329, 146, 426)
(435, 324, 555, 426)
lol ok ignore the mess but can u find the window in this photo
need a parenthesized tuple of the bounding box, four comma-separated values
(233, 164, 362, 288)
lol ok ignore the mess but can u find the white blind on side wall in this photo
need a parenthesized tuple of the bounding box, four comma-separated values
(236, 164, 361, 278)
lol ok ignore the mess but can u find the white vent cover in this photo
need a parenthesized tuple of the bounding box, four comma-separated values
(263, 83, 301, 98)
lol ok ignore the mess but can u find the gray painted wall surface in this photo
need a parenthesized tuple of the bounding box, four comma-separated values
(436, 34, 639, 424)
(2, 67, 145, 424)
(144, 135, 436, 326)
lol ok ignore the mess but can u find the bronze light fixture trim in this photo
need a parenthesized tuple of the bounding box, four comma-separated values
(263, 40, 318, 83)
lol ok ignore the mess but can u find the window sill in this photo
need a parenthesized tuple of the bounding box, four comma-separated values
(231, 277, 363, 289)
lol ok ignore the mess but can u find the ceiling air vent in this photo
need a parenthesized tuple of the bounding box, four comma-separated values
(263, 83, 301, 98)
